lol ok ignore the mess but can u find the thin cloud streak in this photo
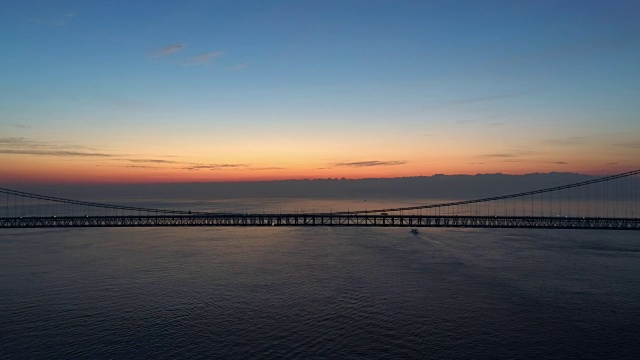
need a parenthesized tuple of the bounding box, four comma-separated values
(544, 137, 584, 146)
(124, 165, 167, 170)
(480, 150, 536, 158)
(333, 160, 407, 168)
(481, 153, 518, 158)
(154, 44, 185, 57)
(190, 51, 223, 65)
(184, 164, 247, 170)
(126, 159, 185, 164)
(0, 137, 31, 145)
(229, 62, 248, 70)
(27, 13, 76, 27)
(0, 149, 113, 157)
(615, 141, 640, 149)
(250, 167, 285, 171)
(120, 159, 284, 171)
(0, 137, 114, 157)
(1, 136, 95, 150)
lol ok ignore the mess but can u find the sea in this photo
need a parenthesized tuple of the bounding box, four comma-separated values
(1, 196, 639, 359)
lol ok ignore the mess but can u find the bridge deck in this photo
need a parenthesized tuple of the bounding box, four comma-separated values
(1, 215, 639, 230)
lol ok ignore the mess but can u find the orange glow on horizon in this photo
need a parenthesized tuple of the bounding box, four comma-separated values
(2, 153, 637, 185)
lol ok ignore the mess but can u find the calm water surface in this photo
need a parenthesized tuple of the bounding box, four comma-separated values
(1, 227, 639, 359)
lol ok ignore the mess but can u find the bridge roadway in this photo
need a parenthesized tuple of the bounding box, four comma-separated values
(1, 214, 639, 230)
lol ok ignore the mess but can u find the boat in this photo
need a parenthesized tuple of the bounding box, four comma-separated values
(410, 228, 419, 234)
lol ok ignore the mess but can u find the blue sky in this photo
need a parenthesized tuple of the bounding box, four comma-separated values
(1, 0, 639, 182)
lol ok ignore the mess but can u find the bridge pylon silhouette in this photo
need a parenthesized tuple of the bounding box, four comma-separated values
(1, 170, 639, 229)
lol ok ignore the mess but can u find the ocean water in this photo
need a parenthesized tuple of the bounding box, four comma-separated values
(1, 226, 639, 359)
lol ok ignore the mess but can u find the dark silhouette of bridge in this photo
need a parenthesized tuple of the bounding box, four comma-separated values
(1, 170, 639, 229)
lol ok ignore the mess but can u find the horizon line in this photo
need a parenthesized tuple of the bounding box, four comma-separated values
(3, 169, 635, 186)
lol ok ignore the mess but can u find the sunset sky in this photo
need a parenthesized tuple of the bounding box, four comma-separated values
(1, 0, 639, 183)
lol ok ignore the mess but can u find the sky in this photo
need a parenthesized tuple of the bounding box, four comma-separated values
(1, 0, 639, 184)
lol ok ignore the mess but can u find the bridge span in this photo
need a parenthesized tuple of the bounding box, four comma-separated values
(1, 169, 639, 229)
(1, 214, 639, 230)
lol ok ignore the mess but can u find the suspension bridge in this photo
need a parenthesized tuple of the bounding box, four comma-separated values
(1, 170, 639, 229)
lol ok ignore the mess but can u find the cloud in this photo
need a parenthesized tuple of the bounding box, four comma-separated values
(544, 137, 584, 146)
(124, 165, 168, 170)
(28, 13, 75, 27)
(0, 136, 69, 149)
(333, 160, 407, 168)
(249, 167, 285, 171)
(553, 161, 569, 165)
(120, 159, 283, 171)
(480, 150, 536, 158)
(126, 159, 185, 164)
(154, 44, 185, 57)
(184, 163, 247, 170)
(0, 137, 94, 150)
(229, 62, 248, 71)
(481, 153, 517, 158)
(0, 137, 285, 170)
(0, 149, 113, 157)
(190, 51, 223, 65)
(0, 137, 29, 145)
(0, 137, 115, 157)
(614, 141, 640, 149)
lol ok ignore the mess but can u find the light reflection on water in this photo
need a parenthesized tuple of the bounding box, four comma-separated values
(0, 221, 639, 359)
